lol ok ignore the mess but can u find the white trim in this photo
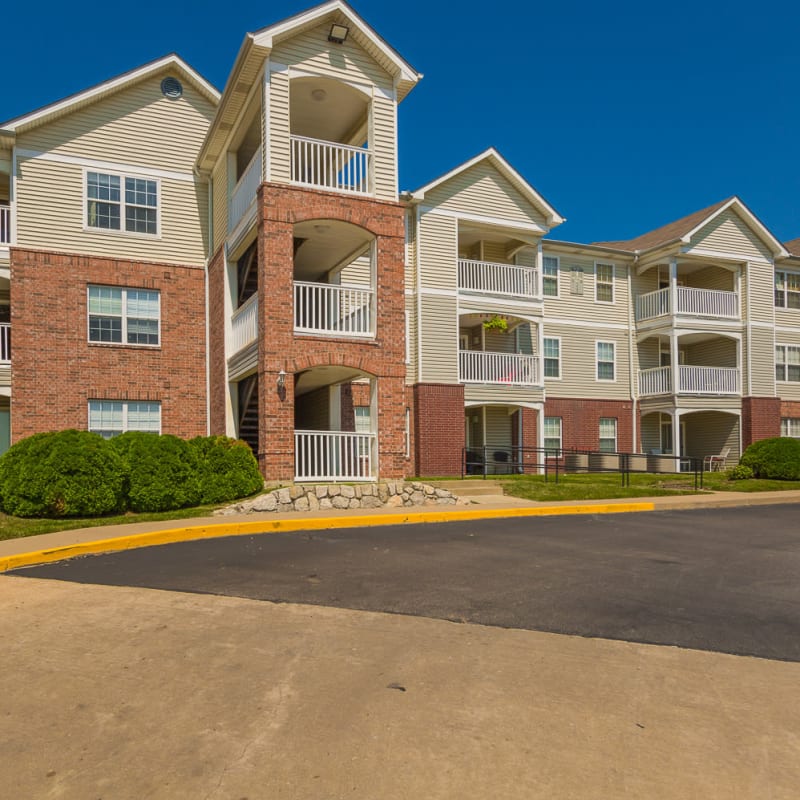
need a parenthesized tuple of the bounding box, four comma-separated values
(287, 64, 374, 98)
(419, 205, 548, 235)
(542, 335, 561, 380)
(542, 253, 560, 299)
(88, 398, 163, 436)
(680, 245, 772, 265)
(594, 260, 615, 304)
(543, 415, 562, 453)
(419, 287, 457, 298)
(544, 316, 629, 331)
(17, 148, 195, 183)
(87, 284, 161, 348)
(82, 168, 162, 240)
(598, 417, 617, 453)
(596, 340, 617, 382)
(268, 61, 289, 74)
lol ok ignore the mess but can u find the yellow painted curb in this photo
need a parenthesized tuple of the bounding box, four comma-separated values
(0, 501, 655, 573)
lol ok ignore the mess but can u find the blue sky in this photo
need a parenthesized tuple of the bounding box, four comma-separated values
(4, 0, 798, 244)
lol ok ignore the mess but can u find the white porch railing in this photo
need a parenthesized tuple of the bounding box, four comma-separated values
(459, 350, 540, 386)
(294, 281, 373, 337)
(635, 286, 739, 321)
(230, 294, 258, 353)
(0, 323, 9, 363)
(638, 365, 740, 396)
(295, 430, 376, 481)
(458, 259, 539, 298)
(228, 146, 262, 233)
(291, 135, 371, 195)
(0, 205, 9, 244)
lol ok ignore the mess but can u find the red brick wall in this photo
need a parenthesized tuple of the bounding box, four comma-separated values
(544, 398, 634, 452)
(413, 383, 465, 476)
(256, 184, 407, 480)
(742, 397, 781, 446)
(208, 245, 226, 436)
(516, 407, 539, 469)
(10, 247, 207, 441)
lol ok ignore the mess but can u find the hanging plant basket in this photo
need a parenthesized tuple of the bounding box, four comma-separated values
(482, 315, 509, 333)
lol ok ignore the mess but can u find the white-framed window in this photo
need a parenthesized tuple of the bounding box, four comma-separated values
(354, 405, 371, 456)
(543, 336, 561, 379)
(88, 400, 161, 438)
(595, 262, 614, 303)
(781, 418, 800, 438)
(596, 341, 616, 381)
(543, 416, 562, 454)
(599, 417, 617, 452)
(88, 285, 160, 346)
(775, 344, 800, 382)
(86, 170, 159, 235)
(775, 271, 800, 309)
(542, 255, 559, 297)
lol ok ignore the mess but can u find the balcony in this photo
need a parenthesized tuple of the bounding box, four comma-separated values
(294, 430, 376, 481)
(290, 135, 372, 195)
(0, 205, 9, 244)
(228, 146, 262, 234)
(638, 365, 740, 397)
(459, 350, 540, 386)
(294, 281, 374, 337)
(636, 286, 739, 322)
(458, 259, 539, 299)
(230, 294, 258, 354)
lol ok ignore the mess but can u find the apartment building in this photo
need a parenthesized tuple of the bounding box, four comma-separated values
(1, 0, 798, 481)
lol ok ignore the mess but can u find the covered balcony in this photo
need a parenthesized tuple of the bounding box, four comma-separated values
(638, 365, 740, 396)
(226, 105, 263, 239)
(458, 259, 538, 299)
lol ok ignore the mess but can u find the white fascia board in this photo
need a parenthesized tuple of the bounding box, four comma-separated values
(1, 54, 219, 133)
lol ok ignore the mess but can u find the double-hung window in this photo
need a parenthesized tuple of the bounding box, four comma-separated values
(781, 418, 800, 438)
(599, 418, 617, 452)
(595, 263, 614, 303)
(88, 286, 160, 346)
(543, 337, 561, 378)
(542, 255, 559, 297)
(776, 344, 800, 382)
(775, 271, 800, 309)
(88, 400, 161, 438)
(543, 417, 562, 455)
(596, 341, 615, 381)
(87, 171, 158, 235)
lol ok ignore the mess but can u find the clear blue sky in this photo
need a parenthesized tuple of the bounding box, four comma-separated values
(4, 0, 798, 244)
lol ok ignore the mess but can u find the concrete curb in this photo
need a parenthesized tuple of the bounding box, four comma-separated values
(0, 501, 655, 573)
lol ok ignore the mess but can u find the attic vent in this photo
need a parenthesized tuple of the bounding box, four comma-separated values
(161, 77, 183, 99)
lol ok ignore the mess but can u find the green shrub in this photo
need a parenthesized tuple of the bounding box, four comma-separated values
(726, 464, 754, 481)
(740, 437, 800, 480)
(0, 430, 125, 518)
(189, 435, 263, 504)
(110, 432, 202, 512)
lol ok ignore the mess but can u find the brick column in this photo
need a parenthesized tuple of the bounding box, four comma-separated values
(413, 383, 465, 476)
(742, 397, 781, 447)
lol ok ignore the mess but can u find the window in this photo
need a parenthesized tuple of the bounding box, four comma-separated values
(775, 344, 800, 382)
(595, 262, 614, 303)
(88, 400, 161, 438)
(599, 418, 617, 452)
(781, 418, 800, 438)
(596, 341, 616, 381)
(88, 286, 160, 346)
(775, 271, 800, 309)
(354, 406, 371, 456)
(87, 171, 158, 235)
(543, 255, 559, 297)
(543, 417, 562, 455)
(543, 337, 561, 378)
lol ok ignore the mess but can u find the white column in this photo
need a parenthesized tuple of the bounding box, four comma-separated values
(670, 331, 679, 394)
(672, 409, 682, 461)
(669, 258, 678, 314)
(536, 241, 544, 298)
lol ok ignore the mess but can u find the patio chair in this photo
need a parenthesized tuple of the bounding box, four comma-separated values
(703, 447, 730, 472)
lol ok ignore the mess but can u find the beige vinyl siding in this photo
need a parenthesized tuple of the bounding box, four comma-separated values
(405, 301, 418, 384)
(684, 411, 740, 463)
(775, 330, 800, 402)
(464, 385, 544, 406)
(16, 157, 207, 266)
(419, 212, 457, 291)
(484, 327, 515, 354)
(636, 338, 661, 371)
(404, 209, 417, 289)
(639, 413, 661, 454)
(743, 262, 775, 323)
(688, 337, 737, 368)
(689, 210, 774, 262)
(268, 70, 291, 183)
(484, 406, 513, 450)
(211, 156, 228, 256)
(544, 323, 631, 399)
(19, 77, 215, 174)
(515, 248, 537, 268)
(419, 294, 458, 383)
(481, 241, 511, 264)
(690, 265, 737, 291)
(338, 252, 371, 286)
(424, 163, 548, 226)
(458, 296, 543, 320)
(0, 366, 9, 388)
(370, 93, 397, 200)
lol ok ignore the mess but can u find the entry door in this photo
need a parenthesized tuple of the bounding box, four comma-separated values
(660, 418, 687, 455)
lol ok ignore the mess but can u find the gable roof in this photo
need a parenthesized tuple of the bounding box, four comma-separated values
(594, 196, 788, 258)
(0, 54, 219, 134)
(408, 148, 565, 228)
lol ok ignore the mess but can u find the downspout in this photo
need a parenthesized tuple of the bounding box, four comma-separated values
(205, 171, 213, 435)
(628, 257, 637, 452)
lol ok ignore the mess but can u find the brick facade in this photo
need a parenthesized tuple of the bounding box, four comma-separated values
(780, 400, 800, 424)
(208, 244, 227, 436)
(10, 247, 207, 441)
(742, 397, 782, 446)
(413, 383, 465, 476)
(255, 183, 407, 481)
(544, 397, 634, 452)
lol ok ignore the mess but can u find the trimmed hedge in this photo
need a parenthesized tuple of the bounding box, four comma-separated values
(190, 435, 263, 504)
(740, 437, 800, 480)
(0, 430, 125, 518)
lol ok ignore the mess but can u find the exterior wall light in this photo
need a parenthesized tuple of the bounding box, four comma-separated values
(277, 370, 286, 390)
(328, 23, 349, 43)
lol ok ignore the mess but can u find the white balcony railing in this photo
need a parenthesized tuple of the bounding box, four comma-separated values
(228, 147, 262, 234)
(294, 281, 373, 337)
(636, 286, 739, 321)
(230, 294, 258, 354)
(0, 205, 9, 244)
(295, 430, 376, 481)
(638, 365, 740, 396)
(0, 323, 9, 363)
(291, 135, 371, 195)
(458, 259, 539, 299)
(459, 350, 540, 386)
